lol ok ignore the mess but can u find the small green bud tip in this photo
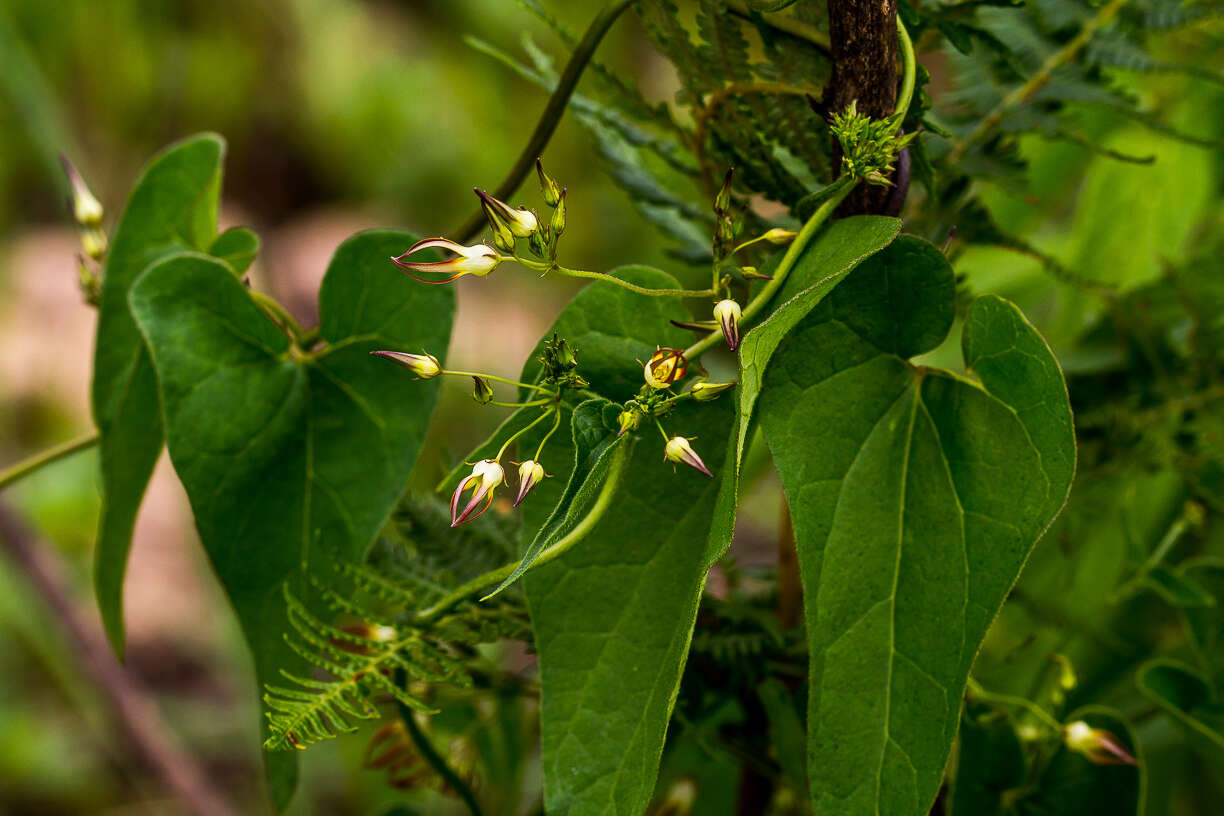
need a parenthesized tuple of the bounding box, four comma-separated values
(714, 168, 734, 214)
(690, 380, 736, 402)
(1063, 721, 1136, 766)
(713, 299, 742, 351)
(450, 459, 504, 526)
(550, 188, 567, 239)
(370, 350, 441, 379)
(82, 228, 107, 261)
(617, 404, 644, 437)
(472, 376, 494, 405)
(644, 347, 688, 390)
(392, 238, 502, 284)
(475, 188, 539, 238)
(59, 154, 103, 227)
(664, 436, 712, 477)
(536, 158, 562, 207)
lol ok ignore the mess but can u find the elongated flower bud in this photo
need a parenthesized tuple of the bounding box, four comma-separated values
(664, 436, 712, 477)
(714, 168, 734, 215)
(644, 347, 688, 390)
(472, 376, 494, 405)
(392, 238, 502, 284)
(690, 380, 736, 402)
(713, 299, 742, 351)
(514, 460, 548, 507)
(763, 227, 798, 244)
(475, 188, 539, 238)
(450, 459, 505, 527)
(60, 154, 103, 227)
(536, 158, 562, 207)
(550, 187, 567, 239)
(370, 350, 441, 379)
(1063, 721, 1136, 766)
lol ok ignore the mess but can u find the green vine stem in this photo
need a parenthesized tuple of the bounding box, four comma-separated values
(553, 264, 716, 298)
(442, 370, 555, 394)
(684, 17, 916, 360)
(966, 678, 1064, 733)
(414, 441, 630, 620)
(453, 0, 636, 243)
(0, 432, 99, 491)
(392, 669, 485, 816)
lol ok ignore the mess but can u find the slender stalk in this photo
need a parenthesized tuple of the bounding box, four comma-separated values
(454, 0, 636, 243)
(442, 370, 555, 394)
(0, 432, 99, 491)
(534, 408, 564, 460)
(0, 501, 235, 816)
(393, 670, 484, 816)
(1111, 505, 1196, 604)
(495, 408, 556, 462)
(249, 289, 308, 345)
(414, 443, 629, 622)
(554, 265, 715, 298)
(945, 0, 1127, 165)
(487, 398, 553, 409)
(967, 678, 1064, 733)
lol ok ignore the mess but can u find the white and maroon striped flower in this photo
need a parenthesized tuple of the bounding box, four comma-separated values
(450, 459, 505, 527)
(391, 238, 502, 284)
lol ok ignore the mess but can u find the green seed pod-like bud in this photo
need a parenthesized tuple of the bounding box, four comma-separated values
(617, 403, 645, 437)
(690, 380, 736, 402)
(536, 158, 562, 207)
(550, 188, 567, 239)
(472, 376, 494, 405)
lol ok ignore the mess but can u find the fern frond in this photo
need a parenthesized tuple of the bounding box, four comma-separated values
(263, 541, 529, 752)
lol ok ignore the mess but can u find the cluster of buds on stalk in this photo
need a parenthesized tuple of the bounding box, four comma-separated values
(60, 154, 106, 305)
(611, 346, 737, 478)
(829, 100, 917, 186)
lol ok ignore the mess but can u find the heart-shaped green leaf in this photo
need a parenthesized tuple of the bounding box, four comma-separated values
(129, 230, 452, 805)
(704, 215, 900, 565)
(503, 267, 734, 815)
(91, 134, 226, 653)
(759, 236, 1075, 816)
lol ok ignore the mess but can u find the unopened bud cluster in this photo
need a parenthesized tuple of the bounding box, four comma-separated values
(60, 155, 106, 305)
(830, 100, 917, 186)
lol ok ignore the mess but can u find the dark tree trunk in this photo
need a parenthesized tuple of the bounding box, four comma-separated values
(824, 0, 904, 216)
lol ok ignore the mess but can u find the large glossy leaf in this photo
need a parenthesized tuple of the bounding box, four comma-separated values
(510, 267, 735, 815)
(759, 236, 1075, 816)
(129, 231, 452, 805)
(91, 133, 225, 653)
(704, 215, 900, 565)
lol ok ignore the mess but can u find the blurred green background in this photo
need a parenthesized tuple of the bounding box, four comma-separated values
(1, 0, 1223, 813)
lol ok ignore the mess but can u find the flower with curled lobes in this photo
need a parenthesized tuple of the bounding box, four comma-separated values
(450, 459, 505, 527)
(664, 436, 712, 477)
(513, 460, 548, 507)
(369, 350, 441, 379)
(644, 347, 688, 390)
(1063, 721, 1137, 766)
(392, 238, 502, 284)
